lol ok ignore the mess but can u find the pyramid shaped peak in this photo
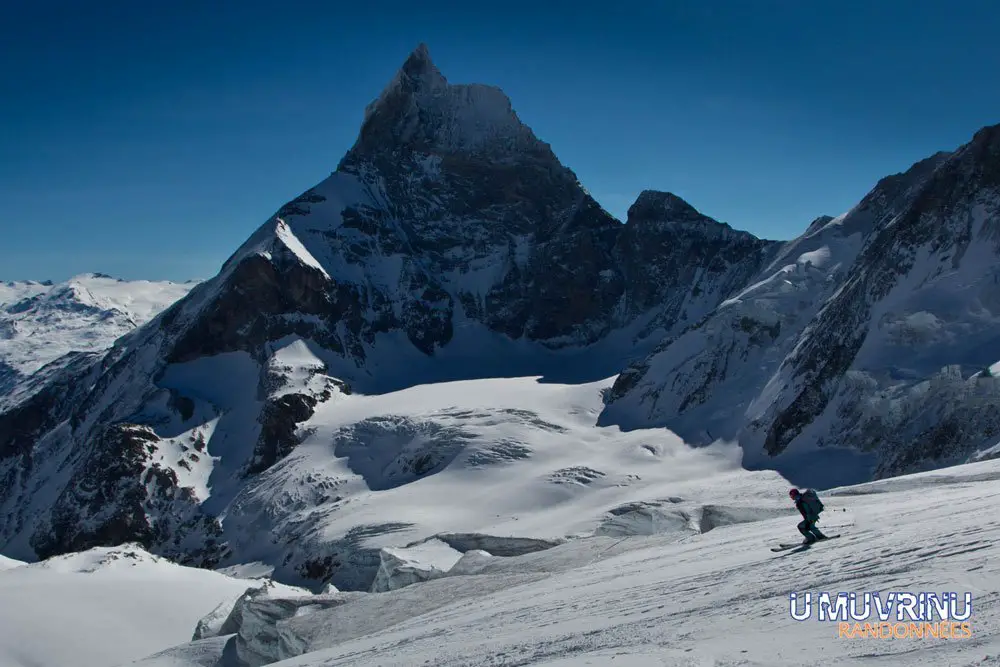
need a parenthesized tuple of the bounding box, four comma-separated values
(393, 42, 448, 95)
(628, 190, 708, 224)
(403, 43, 435, 72)
(345, 43, 542, 161)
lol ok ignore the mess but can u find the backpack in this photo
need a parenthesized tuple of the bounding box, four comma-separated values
(801, 489, 824, 518)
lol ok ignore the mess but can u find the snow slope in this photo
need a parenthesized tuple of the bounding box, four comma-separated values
(130, 458, 1000, 666)
(182, 372, 792, 591)
(0, 544, 303, 667)
(0, 554, 23, 570)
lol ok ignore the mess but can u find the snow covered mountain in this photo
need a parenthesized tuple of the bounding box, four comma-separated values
(602, 127, 1000, 486)
(0, 273, 195, 403)
(2, 42, 999, 611)
(111, 460, 1000, 665)
(0, 45, 770, 583)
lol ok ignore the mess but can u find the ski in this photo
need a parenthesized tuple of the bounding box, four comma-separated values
(770, 534, 840, 552)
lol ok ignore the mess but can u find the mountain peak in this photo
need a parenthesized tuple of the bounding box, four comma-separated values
(803, 214, 835, 235)
(971, 122, 1000, 149)
(627, 190, 713, 225)
(389, 42, 448, 100)
(346, 44, 538, 161)
(399, 43, 443, 85)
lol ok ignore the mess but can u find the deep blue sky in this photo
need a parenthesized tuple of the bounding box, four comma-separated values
(2, 1, 998, 282)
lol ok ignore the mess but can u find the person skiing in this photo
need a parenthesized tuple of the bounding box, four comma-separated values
(789, 488, 828, 544)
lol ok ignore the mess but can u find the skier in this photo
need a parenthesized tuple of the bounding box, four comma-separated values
(789, 488, 828, 544)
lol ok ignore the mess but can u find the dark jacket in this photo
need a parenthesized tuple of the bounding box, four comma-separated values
(795, 497, 815, 522)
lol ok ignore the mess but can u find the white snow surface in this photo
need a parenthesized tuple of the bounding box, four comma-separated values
(213, 373, 794, 591)
(0, 273, 196, 379)
(128, 458, 1000, 667)
(0, 544, 291, 667)
(0, 554, 24, 570)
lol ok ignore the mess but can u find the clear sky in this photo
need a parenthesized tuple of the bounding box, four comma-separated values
(2, 1, 998, 283)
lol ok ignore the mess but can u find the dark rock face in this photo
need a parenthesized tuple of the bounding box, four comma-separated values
(247, 393, 320, 475)
(31, 422, 223, 563)
(0, 351, 101, 493)
(32, 424, 161, 558)
(613, 190, 779, 328)
(0, 360, 19, 398)
(166, 251, 335, 365)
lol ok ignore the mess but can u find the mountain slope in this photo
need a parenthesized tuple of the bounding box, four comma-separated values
(0, 45, 773, 579)
(129, 458, 1000, 667)
(602, 127, 1000, 486)
(600, 151, 948, 445)
(748, 126, 1000, 478)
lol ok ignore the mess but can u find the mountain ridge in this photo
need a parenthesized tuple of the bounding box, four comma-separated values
(601, 124, 1000, 485)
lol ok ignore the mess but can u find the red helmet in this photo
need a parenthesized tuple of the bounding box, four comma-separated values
(788, 488, 800, 499)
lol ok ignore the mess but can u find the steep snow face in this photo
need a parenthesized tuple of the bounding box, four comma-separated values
(601, 153, 946, 447)
(129, 459, 1000, 667)
(0, 544, 277, 667)
(604, 128, 1000, 485)
(0, 273, 195, 397)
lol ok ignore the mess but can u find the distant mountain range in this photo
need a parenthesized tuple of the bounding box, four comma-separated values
(0, 274, 195, 406)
